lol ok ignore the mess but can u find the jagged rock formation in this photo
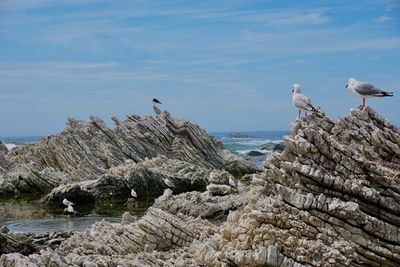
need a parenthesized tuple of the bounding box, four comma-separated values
(0, 141, 10, 174)
(193, 107, 400, 266)
(42, 155, 211, 206)
(0, 141, 7, 155)
(1, 107, 399, 266)
(0, 112, 257, 198)
(0, 231, 73, 255)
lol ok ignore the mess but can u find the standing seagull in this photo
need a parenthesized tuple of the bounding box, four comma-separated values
(152, 98, 162, 105)
(131, 188, 137, 198)
(63, 198, 74, 206)
(346, 78, 394, 109)
(292, 84, 317, 119)
(152, 98, 162, 115)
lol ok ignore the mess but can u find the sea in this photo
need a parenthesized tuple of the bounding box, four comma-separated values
(213, 131, 289, 168)
(1, 131, 289, 169)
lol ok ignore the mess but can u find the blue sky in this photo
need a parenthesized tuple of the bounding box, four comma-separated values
(0, 0, 399, 136)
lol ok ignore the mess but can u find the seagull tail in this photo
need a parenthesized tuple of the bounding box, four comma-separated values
(309, 104, 318, 112)
(381, 91, 394, 97)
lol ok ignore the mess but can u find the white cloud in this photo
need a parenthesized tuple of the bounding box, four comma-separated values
(374, 15, 394, 24)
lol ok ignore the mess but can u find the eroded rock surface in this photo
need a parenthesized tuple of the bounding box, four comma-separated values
(42, 155, 211, 206)
(193, 107, 400, 266)
(0, 141, 10, 174)
(0, 112, 257, 198)
(1, 107, 399, 267)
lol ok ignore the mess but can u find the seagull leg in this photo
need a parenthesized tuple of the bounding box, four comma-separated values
(298, 110, 301, 119)
(359, 98, 365, 110)
(305, 112, 308, 116)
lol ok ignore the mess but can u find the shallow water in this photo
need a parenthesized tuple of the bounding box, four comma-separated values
(6, 216, 121, 233)
(0, 198, 152, 233)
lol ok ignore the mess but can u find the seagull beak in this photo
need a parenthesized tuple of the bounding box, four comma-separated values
(291, 89, 294, 93)
(345, 85, 348, 88)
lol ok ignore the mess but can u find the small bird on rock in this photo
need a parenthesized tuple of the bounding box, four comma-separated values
(292, 84, 317, 119)
(152, 98, 162, 105)
(164, 177, 175, 188)
(152, 98, 162, 115)
(346, 78, 394, 109)
(228, 176, 236, 187)
(62, 198, 74, 206)
(67, 205, 74, 213)
(131, 188, 137, 198)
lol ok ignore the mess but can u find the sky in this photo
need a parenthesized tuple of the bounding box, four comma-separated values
(0, 0, 399, 136)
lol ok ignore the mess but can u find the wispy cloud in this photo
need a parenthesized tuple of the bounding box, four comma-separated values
(374, 15, 394, 24)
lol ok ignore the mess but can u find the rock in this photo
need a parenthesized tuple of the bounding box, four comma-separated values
(154, 185, 263, 219)
(261, 142, 285, 152)
(0, 141, 11, 175)
(121, 211, 137, 225)
(1, 111, 257, 198)
(1, 107, 399, 267)
(196, 107, 400, 266)
(208, 170, 232, 184)
(0, 141, 7, 155)
(206, 184, 232, 196)
(41, 155, 213, 206)
(246, 150, 265, 156)
(0, 253, 38, 267)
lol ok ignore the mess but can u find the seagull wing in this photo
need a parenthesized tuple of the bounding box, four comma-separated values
(293, 94, 316, 111)
(354, 83, 385, 96)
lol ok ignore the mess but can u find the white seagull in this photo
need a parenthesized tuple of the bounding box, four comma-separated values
(164, 177, 175, 188)
(90, 225, 98, 237)
(62, 198, 74, 206)
(228, 176, 236, 187)
(346, 78, 394, 109)
(67, 205, 74, 213)
(131, 188, 137, 198)
(292, 83, 317, 119)
(152, 98, 162, 115)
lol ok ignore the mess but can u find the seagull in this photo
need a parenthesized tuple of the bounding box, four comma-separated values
(292, 83, 317, 119)
(346, 78, 394, 109)
(164, 177, 175, 188)
(67, 205, 74, 213)
(62, 198, 74, 206)
(152, 98, 162, 115)
(90, 225, 98, 237)
(131, 188, 137, 198)
(228, 176, 236, 187)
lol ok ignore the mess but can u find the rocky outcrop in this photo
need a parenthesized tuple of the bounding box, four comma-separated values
(0, 141, 7, 155)
(0, 231, 73, 255)
(42, 156, 211, 206)
(0, 111, 257, 197)
(1, 107, 399, 267)
(0, 141, 10, 174)
(192, 107, 400, 266)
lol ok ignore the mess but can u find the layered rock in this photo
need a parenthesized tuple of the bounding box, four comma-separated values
(0, 141, 10, 174)
(0, 141, 7, 155)
(42, 156, 210, 206)
(193, 107, 400, 266)
(0, 111, 257, 197)
(1, 107, 399, 267)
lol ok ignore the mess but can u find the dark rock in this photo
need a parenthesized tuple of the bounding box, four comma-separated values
(260, 142, 285, 152)
(246, 150, 265, 156)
